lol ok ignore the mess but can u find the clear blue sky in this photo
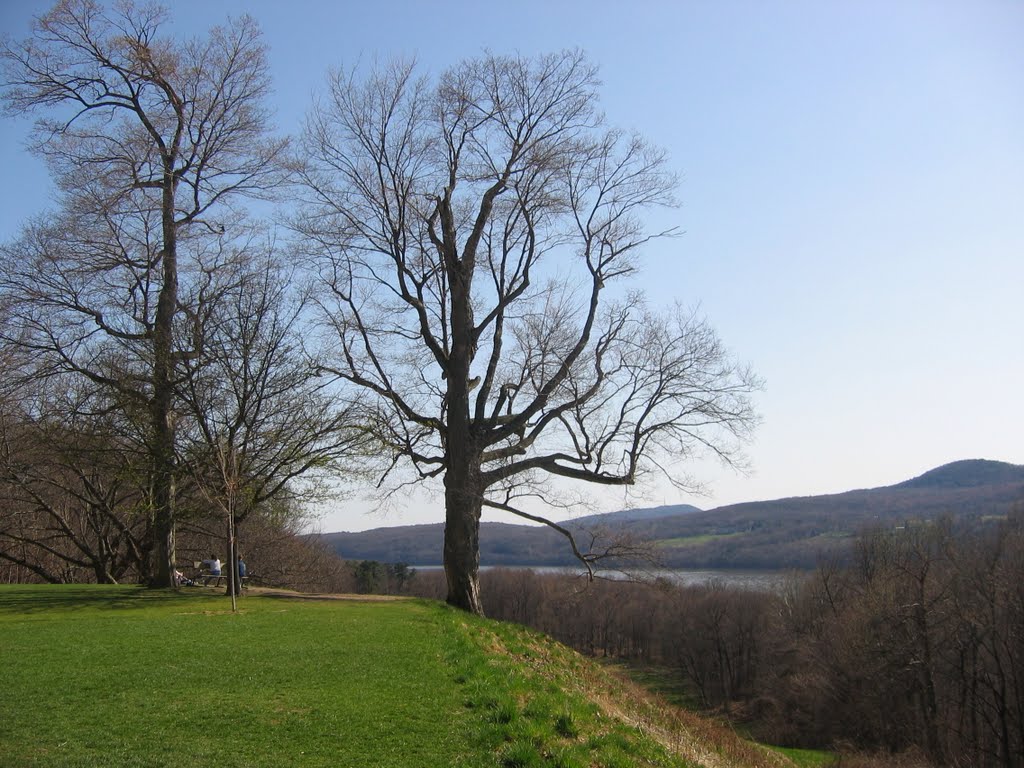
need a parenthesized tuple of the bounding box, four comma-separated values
(2, 1, 1022, 531)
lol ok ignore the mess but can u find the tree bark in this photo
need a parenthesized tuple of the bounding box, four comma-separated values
(443, 233, 483, 614)
(443, 481, 483, 615)
(442, 375, 484, 613)
(227, 517, 242, 599)
(148, 174, 179, 588)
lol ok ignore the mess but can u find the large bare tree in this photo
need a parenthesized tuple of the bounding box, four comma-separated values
(1, 1, 287, 586)
(296, 52, 760, 614)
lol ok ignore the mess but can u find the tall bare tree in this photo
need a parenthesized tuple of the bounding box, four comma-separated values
(1, 1, 287, 586)
(296, 52, 760, 614)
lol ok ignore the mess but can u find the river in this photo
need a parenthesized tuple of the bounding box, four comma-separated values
(412, 564, 795, 591)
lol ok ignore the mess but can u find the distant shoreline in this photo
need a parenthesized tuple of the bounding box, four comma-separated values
(409, 564, 792, 590)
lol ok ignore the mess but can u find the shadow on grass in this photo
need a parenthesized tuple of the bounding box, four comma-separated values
(0, 584, 199, 615)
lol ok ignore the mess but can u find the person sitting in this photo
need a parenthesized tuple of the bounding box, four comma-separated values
(174, 569, 196, 587)
(201, 555, 222, 585)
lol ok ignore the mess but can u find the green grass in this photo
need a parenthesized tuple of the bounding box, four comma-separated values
(655, 533, 745, 548)
(766, 747, 835, 768)
(1, 586, 467, 767)
(445, 617, 685, 768)
(0, 585, 709, 768)
(602, 661, 699, 709)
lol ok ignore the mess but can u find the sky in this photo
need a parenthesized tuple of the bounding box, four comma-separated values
(2, 0, 1022, 532)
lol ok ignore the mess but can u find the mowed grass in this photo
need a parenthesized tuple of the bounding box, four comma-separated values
(0, 585, 713, 768)
(1, 586, 468, 767)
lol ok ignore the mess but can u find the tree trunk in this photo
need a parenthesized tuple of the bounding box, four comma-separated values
(148, 170, 179, 589)
(225, 517, 237, 611)
(441, 187, 484, 615)
(442, 269, 483, 614)
(226, 517, 242, 598)
(149, 417, 175, 588)
(443, 481, 483, 615)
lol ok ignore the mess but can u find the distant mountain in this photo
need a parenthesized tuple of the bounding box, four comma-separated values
(317, 459, 1024, 570)
(893, 459, 1024, 490)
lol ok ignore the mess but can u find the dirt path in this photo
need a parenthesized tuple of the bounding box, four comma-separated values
(246, 586, 408, 602)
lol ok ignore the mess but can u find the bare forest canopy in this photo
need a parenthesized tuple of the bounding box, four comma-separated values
(317, 459, 1024, 569)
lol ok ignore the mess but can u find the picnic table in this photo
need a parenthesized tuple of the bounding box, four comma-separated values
(190, 561, 246, 587)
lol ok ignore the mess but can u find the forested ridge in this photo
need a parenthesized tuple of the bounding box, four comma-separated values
(319, 459, 1024, 569)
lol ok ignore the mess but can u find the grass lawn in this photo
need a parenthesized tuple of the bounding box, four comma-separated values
(1, 585, 722, 768)
(1, 586, 470, 767)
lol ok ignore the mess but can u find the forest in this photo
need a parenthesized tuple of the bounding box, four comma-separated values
(407, 515, 1024, 767)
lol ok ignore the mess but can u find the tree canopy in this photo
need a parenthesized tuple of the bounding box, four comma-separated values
(295, 52, 760, 613)
(2, 4, 759, 611)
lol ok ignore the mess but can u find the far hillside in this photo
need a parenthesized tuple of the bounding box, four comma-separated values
(640, 459, 1024, 569)
(566, 503, 703, 527)
(318, 459, 1024, 570)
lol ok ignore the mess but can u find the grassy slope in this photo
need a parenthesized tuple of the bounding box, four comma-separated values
(2, 585, 807, 768)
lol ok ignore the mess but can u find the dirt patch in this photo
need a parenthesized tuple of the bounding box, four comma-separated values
(246, 587, 409, 602)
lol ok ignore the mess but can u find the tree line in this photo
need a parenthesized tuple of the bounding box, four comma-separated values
(411, 515, 1024, 766)
(1, 0, 759, 611)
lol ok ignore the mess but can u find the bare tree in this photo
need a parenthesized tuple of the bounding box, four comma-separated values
(175, 248, 372, 596)
(0, 389, 149, 584)
(296, 51, 760, 614)
(1, 1, 288, 586)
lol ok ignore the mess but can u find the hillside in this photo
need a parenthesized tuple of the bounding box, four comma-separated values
(567, 503, 703, 527)
(1, 585, 800, 768)
(893, 458, 1024, 489)
(641, 459, 1024, 568)
(319, 459, 1024, 570)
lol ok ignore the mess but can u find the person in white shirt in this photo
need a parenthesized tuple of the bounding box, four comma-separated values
(201, 555, 222, 585)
